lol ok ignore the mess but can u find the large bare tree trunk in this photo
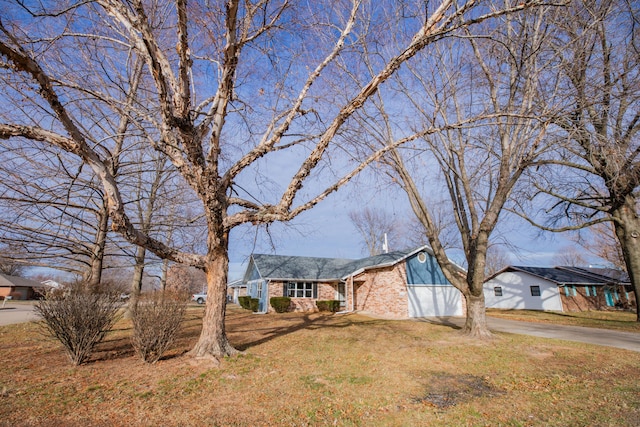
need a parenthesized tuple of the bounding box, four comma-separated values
(462, 239, 492, 338)
(462, 291, 492, 338)
(188, 243, 238, 360)
(612, 195, 640, 321)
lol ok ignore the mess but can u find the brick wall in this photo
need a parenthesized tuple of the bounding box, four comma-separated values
(353, 263, 409, 318)
(561, 285, 636, 312)
(265, 281, 337, 313)
(560, 286, 604, 312)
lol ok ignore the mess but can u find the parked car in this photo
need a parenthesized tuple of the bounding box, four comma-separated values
(192, 293, 207, 304)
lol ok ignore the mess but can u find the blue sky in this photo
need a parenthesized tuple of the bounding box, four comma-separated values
(226, 179, 599, 281)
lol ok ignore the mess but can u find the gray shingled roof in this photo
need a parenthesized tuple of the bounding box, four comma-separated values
(558, 266, 630, 284)
(507, 266, 624, 285)
(0, 273, 47, 288)
(250, 248, 424, 282)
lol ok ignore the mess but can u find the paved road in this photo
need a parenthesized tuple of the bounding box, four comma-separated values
(424, 316, 640, 352)
(0, 301, 38, 326)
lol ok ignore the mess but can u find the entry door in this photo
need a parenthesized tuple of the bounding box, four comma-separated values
(337, 282, 346, 309)
(258, 281, 268, 313)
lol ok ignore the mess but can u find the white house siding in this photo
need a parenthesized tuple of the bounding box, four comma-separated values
(407, 285, 463, 317)
(484, 272, 563, 311)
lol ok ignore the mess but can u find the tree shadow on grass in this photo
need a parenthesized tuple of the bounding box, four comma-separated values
(226, 308, 387, 351)
(88, 306, 387, 362)
(413, 316, 464, 330)
(91, 336, 136, 362)
(89, 310, 205, 363)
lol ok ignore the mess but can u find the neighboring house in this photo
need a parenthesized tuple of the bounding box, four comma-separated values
(484, 266, 635, 312)
(227, 279, 246, 304)
(41, 279, 61, 289)
(241, 245, 465, 318)
(0, 273, 49, 300)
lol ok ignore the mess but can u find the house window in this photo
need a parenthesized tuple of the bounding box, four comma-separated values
(417, 252, 427, 263)
(530, 286, 541, 297)
(287, 282, 314, 298)
(494, 286, 503, 297)
(592, 286, 597, 296)
(585, 286, 590, 297)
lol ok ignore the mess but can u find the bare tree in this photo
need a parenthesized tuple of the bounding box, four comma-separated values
(578, 223, 626, 270)
(0, 145, 114, 279)
(0, 54, 147, 286)
(555, 245, 588, 267)
(166, 264, 207, 295)
(519, 0, 640, 319)
(349, 208, 403, 255)
(121, 149, 194, 308)
(0, 243, 26, 276)
(362, 4, 557, 337)
(484, 244, 512, 277)
(0, 0, 540, 359)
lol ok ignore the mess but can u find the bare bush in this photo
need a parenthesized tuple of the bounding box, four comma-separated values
(34, 284, 121, 365)
(131, 291, 187, 363)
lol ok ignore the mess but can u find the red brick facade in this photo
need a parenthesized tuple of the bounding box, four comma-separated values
(263, 263, 414, 318)
(559, 285, 636, 312)
(266, 281, 338, 313)
(353, 264, 409, 318)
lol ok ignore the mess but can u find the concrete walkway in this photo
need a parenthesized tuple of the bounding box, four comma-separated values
(424, 316, 640, 352)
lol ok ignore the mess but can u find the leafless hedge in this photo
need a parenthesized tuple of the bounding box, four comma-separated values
(130, 291, 187, 363)
(34, 284, 121, 365)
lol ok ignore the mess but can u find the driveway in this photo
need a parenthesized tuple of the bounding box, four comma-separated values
(424, 316, 640, 352)
(0, 301, 38, 326)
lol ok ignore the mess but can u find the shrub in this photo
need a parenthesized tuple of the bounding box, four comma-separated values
(316, 300, 341, 312)
(34, 283, 121, 365)
(130, 291, 187, 364)
(238, 296, 251, 310)
(270, 297, 291, 313)
(250, 298, 260, 312)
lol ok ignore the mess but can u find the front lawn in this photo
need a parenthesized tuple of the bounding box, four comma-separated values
(0, 305, 638, 426)
(487, 308, 640, 332)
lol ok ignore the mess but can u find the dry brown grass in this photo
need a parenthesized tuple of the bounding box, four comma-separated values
(0, 305, 639, 426)
(487, 308, 640, 332)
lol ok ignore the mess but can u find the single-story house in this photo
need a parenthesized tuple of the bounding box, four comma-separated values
(484, 266, 635, 312)
(227, 279, 246, 304)
(0, 273, 49, 300)
(241, 245, 465, 318)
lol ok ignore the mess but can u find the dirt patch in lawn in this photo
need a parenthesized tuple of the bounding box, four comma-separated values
(411, 373, 505, 409)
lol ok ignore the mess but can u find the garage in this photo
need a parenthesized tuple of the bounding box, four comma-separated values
(408, 285, 463, 317)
